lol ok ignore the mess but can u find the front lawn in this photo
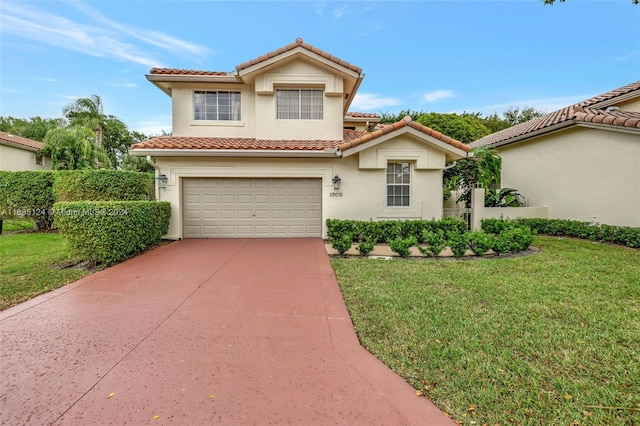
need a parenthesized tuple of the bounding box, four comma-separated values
(0, 232, 90, 310)
(332, 236, 640, 425)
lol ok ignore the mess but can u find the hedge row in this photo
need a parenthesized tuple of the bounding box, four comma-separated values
(0, 170, 154, 229)
(326, 217, 468, 244)
(0, 171, 56, 229)
(53, 201, 171, 265)
(54, 170, 154, 202)
(326, 218, 533, 258)
(481, 218, 640, 249)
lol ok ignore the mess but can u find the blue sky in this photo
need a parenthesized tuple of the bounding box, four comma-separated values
(1, 0, 639, 136)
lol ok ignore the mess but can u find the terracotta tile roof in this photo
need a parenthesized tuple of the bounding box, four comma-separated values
(338, 116, 471, 153)
(0, 131, 44, 151)
(132, 136, 343, 151)
(345, 112, 380, 119)
(132, 119, 469, 154)
(471, 80, 640, 148)
(236, 38, 362, 74)
(149, 68, 229, 76)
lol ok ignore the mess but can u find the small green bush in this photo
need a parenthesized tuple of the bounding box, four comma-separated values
(447, 233, 469, 258)
(54, 170, 154, 202)
(53, 201, 170, 265)
(0, 171, 56, 229)
(356, 235, 376, 257)
(467, 231, 495, 256)
(418, 229, 447, 257)
(326, 218, 467, 244)
(330, 234, 353, 256)
(388, 236, 417, 258)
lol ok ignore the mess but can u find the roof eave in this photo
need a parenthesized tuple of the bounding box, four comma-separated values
(0, 140, 42, 152)
(587, 90, 640, 109)
(476, 120, 576, 150)
(129, 148, 341, 158)
(146, 74, 241, 96)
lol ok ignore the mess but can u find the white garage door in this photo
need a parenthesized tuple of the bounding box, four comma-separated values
(183, 178, 322, 238)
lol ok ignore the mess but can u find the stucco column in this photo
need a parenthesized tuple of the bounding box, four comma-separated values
(470, 185, 485, 231)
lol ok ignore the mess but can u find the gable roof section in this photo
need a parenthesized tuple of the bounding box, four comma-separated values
(0, 131, 44, 152)
(130, 116, 469, 158)
(471, 80, 640, 149)
(339, 116, 470, 154)
(236, 38, 362, 74)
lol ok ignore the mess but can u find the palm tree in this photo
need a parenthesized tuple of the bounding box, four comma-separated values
(63, 95, 105, 146)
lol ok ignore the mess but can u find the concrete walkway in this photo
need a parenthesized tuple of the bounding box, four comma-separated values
(0, 239, 454, 425)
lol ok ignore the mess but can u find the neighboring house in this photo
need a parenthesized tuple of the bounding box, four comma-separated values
(471, 81, 640, 228)
(131, 38, 470, 239)
(0, 131, 50, 171)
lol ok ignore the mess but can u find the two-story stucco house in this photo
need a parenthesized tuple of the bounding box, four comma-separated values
(470, 80, 640, 228)
(131, 38, 470, 239)
(0, 131, 51, 171)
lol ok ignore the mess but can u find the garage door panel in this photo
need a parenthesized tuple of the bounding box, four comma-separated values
(183, 178, 322, 238)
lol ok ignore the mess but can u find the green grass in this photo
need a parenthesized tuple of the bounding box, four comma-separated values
(0, 232, 90, 310)
(332, 236, 640, 425)
(1, 219, 35, 232)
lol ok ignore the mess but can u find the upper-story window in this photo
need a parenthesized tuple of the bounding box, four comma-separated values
(386, 162, 411, 207)
(194, 91, 241, 121)
(276, 89, 323, 120)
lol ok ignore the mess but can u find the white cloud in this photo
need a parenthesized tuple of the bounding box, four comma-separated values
(615, 50, 639, 61)
(106, 82, 137, 88)
(0, 2, 208, 69)
(350, 93, 401, 111)
(421, 90, 455, 103)
(332, 5, 352, 19)
(133, 118, 172, 137)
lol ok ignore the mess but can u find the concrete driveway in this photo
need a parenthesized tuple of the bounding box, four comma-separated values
(0, 239, 454, 425)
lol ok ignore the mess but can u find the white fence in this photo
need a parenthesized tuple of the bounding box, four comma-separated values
(469, 187, 548, 230)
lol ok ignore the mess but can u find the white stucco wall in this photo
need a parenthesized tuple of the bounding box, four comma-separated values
(0, 145, 51, 171)
(169, 60, 344, 141)
(499, 127, 640, 227)
(152, 137, 451, 239)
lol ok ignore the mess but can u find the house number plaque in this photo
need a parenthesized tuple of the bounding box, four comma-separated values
(329, 192, 343, 197)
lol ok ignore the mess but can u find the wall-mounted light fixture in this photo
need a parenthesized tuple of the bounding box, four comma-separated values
(332, 174, 341, 190)
(156, 174, 168, 189)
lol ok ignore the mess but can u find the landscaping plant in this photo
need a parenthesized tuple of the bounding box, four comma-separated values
(388, 236, 417, 258)
(417, 229, 447, 257)
(466, 230, 495, 256)
(330, 233, 353, 256)
(356, 235, 376, 257)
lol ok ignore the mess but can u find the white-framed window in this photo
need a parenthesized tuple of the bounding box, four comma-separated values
(194, 91, 241, 121)
(35, 153, 44, 166)
(276, 89, 323, 120)
(386, 162, 411, 207)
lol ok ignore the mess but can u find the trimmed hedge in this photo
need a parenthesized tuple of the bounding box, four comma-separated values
(54, 170, 154, 201)
(481, 218, 640, 249)
(53, 201, 170, 265)
(326, 218, 467, 244)
(0, 171, 56, 229)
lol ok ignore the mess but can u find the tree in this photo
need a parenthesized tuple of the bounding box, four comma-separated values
(416, 112, 491, 144)
(0, 116, 65, 141)
(41, 127, 111, 170)
(502, 106, 545, 126)
(444, 148, 502, 207)
(63, 95, 106, 146)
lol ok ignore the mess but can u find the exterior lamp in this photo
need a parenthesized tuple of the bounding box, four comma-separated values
(156, 174, 168, 189)
(332, 174, 341, 190)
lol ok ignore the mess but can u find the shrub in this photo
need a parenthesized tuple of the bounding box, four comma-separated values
(482, 218, 640, 250)
(388, 236, 418, 258)
(53, 201, 170, 265)
(501, 227, 533, 253)
(325, 218, 467, 244)
(467, 231, 495, 256)
(330, 234, 353, 256)
(417, 229, 447, 257)
(356, 235, 376, 257)
(447, 233, 469, 258)
(54, 170, 154, 202)
(0, 171, 55, 229)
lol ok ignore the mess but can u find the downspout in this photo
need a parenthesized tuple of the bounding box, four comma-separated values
(146, 155, 160, 201)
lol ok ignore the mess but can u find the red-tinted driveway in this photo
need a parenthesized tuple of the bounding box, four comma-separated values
(0, 239, 454, 425)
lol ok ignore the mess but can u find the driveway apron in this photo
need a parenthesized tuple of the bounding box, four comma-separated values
(0, 239, 454, 425)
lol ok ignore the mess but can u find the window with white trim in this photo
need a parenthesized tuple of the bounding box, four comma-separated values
(386, 162, 411, 207)
(35, 153, 44, 166)
(194, 91, 241, 121)
(276, 89, 323, 120)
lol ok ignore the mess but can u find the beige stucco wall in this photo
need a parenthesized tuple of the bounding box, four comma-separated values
(169, 60, 344, 141)
(617, 97, 640, 112)
(499, 127, 640, 227)
(0, 145, 51, 171)
(152, 137, 450, 239)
